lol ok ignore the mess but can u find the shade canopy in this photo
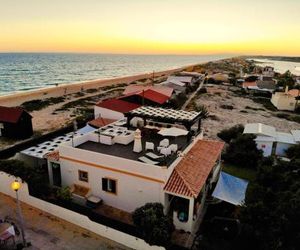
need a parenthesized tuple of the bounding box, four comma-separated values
(158, 127, 189, 137)
(212, 171, 249, 206)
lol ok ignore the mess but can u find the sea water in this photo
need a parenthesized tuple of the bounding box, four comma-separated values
(0, 53, 229, 96)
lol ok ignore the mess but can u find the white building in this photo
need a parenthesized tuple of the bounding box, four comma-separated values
(45, 107, 224, 233)
(243, 123, 297, 157)
(94, 99, 140, 120)
(271, 87, 297, 111)
(262, 66, 275, 77)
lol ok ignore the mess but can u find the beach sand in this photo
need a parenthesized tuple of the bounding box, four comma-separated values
(0, 67, 185, 107)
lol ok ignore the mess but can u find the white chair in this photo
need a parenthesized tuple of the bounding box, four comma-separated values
(169, 144, 178, 153)
(159, 139, 169, 148)
(160, 147, 172, 156)
(145, 142, 155, 151)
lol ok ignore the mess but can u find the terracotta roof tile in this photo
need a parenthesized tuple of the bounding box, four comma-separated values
(164, 140, 224, 198)
(96, 99, 140, 113)
(242, 81, 257, 88)
(0, 106, 30, 123)
(123, 85, 174, 98)
(88, 118, 117, 128)
(45, 151, 60, 161)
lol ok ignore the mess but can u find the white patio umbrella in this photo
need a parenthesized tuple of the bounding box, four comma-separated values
(158, 127, 188, 137)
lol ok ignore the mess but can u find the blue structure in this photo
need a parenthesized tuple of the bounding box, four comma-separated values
(212, 171, 249, 205)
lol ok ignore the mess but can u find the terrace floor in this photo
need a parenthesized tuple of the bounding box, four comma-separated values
(77, 127, 190, 167)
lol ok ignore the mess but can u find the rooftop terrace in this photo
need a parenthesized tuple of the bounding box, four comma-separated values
(76, 126, 190, 167)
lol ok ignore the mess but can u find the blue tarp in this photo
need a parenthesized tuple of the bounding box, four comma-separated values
(212, 171, 249, 206)
(77, 124, 96, 134)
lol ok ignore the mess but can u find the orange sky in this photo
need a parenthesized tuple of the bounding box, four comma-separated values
(1, 0, 300, 55)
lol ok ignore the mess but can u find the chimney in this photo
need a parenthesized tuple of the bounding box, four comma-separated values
(133, 129, 142, 153)
(285, 85, 289, 94)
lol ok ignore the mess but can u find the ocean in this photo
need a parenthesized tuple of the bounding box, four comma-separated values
(252, 58, 300, 76)
(0, 53, 229, 96)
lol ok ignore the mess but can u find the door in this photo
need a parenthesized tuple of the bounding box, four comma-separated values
(52, 163, 62, 187)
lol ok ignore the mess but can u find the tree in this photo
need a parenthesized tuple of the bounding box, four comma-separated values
(277, 70, 295, 88)
(223, 134, 263, 168)
(238, 161, 300, 250)
(132, 203, 174, 247)
(0, 159, 50, 196)
(286, 144, 300, 160)
(217, 124, 244, 143)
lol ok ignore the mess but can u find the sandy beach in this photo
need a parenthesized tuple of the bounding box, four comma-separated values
(0, 66, 189, 107)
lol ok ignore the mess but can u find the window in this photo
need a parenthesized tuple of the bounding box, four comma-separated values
(102, 178, 117, 194)
(78, 170, 88, 182)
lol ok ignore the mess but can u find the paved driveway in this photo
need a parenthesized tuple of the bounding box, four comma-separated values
(0, 193, 130, 250)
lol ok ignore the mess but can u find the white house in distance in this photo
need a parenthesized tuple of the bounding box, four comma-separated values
(243, 123, 299, 157)
(271, 87, 298, 111)
(262, 66, 275, 77)
(45, 106, 224, 233)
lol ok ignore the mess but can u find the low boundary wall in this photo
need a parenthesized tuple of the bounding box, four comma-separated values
(0, 171, 164, 250)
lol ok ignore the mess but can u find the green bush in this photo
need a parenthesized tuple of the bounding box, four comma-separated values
(217, 124, 244, 143)
(132, 203, 174, 247)
(56, 187, 72, 202)
(223, 134, 263, 169)
(0, 159, 50, 196)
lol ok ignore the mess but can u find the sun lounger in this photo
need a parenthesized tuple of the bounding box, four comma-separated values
(146, 152, 164, 160)
(138, 156, 159, 165)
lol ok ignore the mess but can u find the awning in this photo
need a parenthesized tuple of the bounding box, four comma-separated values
(77, 124, 96, 134)
(212, 171, 249, 206)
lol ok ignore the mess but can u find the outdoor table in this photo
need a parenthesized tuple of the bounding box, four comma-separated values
(86, 195, 102, 209)
(0, 223, 15, 241)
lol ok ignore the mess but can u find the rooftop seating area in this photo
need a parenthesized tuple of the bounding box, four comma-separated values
(73, 107, 202, 167)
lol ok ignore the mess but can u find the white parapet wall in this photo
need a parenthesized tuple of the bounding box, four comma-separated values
(0, 171, 164, 250)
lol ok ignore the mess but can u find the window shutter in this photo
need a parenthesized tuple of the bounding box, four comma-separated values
(111, 180, 116, 193)
(102, 178, 107, 191)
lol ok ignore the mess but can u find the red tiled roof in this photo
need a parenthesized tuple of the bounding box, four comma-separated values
(0, 106, 30, 123)
(164, 140, 225, 198)
(88, 118, 117, 128)
(45, 151, 60, 161)
(242, 81, 257, 88)
(138, 89, 169, 104)
(123, 85, 173, 98)
(96, 99, 140, 113)
(288, 89, 300, 98)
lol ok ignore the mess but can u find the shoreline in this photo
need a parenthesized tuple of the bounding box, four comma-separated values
(0, 63, 200, 107)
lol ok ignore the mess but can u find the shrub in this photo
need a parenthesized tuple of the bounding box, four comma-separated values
(56, 187, 72, 202)
(286, 144, 300, 160)
(132, 203, 174, 247)
(223, 134, 263, 169)
(217, 124, 244, 143)
(220, 104, 234, 110)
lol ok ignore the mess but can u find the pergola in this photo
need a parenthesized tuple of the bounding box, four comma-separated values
(125, 106, 202, 133)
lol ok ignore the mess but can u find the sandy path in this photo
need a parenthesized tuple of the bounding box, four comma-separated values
(0, 192, 130, 250)
(31, 88, 124, 133)
(195, 84, 300, 139)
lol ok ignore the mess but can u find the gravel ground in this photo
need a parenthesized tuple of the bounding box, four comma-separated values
(194, 84, 300, 139)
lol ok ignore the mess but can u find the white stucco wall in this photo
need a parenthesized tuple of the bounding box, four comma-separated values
(255, 140, 273, 157)
(271, 93, 296, 111)
(58, 142, 168, 213)
(0, 172, 164, 250)
(94, 106, 124, 120)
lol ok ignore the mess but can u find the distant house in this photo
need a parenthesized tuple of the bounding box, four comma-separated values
(271, 87, 298, 111)
(94, 99, 140, 120)
(242, 81, 257, 89)
(243, 123, 297, 157)
(0, 106, 33, 139)
(262, 66, 275, 77)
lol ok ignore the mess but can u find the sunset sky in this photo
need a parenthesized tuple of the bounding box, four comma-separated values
(1, 0, 300, 55)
